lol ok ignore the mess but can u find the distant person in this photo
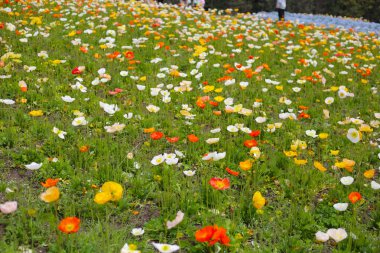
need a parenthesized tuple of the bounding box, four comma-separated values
(276, 0, 286, 21)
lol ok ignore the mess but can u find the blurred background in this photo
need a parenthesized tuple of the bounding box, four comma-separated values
(165, 0, 380, 23)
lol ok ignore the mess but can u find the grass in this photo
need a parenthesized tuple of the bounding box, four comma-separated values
(0, 0, 380, 252)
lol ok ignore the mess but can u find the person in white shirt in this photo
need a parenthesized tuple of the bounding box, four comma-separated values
(276, 0, 286, 21)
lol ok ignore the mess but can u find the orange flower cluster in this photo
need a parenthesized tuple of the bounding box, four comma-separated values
(195, 225, 230, 246)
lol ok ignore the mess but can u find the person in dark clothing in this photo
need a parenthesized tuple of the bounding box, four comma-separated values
(276, 0, 286, 21)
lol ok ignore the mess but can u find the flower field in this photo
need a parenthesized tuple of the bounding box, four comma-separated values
(1, 1, 380, 252)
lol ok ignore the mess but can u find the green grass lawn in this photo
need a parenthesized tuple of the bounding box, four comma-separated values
(0, 0, 379, 252)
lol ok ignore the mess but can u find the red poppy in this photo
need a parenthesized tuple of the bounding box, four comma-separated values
(124, 51, 134, 59)
(225, 167, 240, 177)
(187, 134, 199, 143)
(348, 192, 362, 204)
(71, 66, 85, 75)
(209, 178, 230, 190)
(249, 130, 261, 137)
(150, 131, 164, 140)
(196, 99, 206, 109)
(244, 139, 257, 148)
(166, 136, 179, 143)
(209, 101, 218, 107)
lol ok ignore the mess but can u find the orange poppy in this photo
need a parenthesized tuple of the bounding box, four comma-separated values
(79, 145, 89, 152)
(166, 136, 179, 143)
(58, 217, 80, 234)
(195, 225, 230, 246)
(244, 139, 257, 148)
(187, 134, 199, 143)
(209, 178, 230, 190)
(143, 127, 155, 133)
(124, 51, 134, 59)
(348, 192, 362, 204)
(41, 178, 60, 188)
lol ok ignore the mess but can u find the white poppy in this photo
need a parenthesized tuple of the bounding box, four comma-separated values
(315, 231, 329, 242)
(325, 97, 334, 105)
(104, 123, 125, 133)
(151, 154, 165, 165)
(120, 243, 141, 253)
(157, 73, 166, 78)
(306, 130, 318, 138)
(202, 151, 225, 161)
(72, 116, 87, 126)
(0, 99, 15, 105)
(151, 243, 180, 253)
(124, 113, 133, 119)
(333, 203, 348, 211)
(183, 170, 196, 177)
(53, 127, 67, 139)
(98, 68, 106, 75)
(120, 71, 129, 77)
(226, 125, 239, 133)
(326, 228, 347, 243)
(371, 181, 380, 190)
(61, 95, 75, 103)
(210, 128, 221, 133)
(292, 87, 301, 92)
(99, 102, 120, 115)
(174, 150, 185, 158)
(131, 228, 144, 236)
(206, 138, 219, 144)
(340, 176, 354, 185)
(146, 105, 160, 113)
(255, 117, 267, 123)
(224, 98, 234, 106)
(347, 128, 360, 143)
(25, 162, 42, 170)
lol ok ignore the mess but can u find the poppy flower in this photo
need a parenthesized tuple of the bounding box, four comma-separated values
(187, 134, 199, 143)
(79, 145, 89, 152)
(143, 127, 155, 133)
(58, 217, 80, 234)
(249, 130, 261, 137)
(298, 111, 310, 119)
(348, 192, 362, 204)
(40, 186, 60, 203)
(195, 225, 230, 246)
(209, 178, 230, 190)
(41, 178, 60, 188)
(94, 181, 123, 204)
(225, 167, 239, 177)
(195, 226, 214, 243)
(244, 139, 257, 148)
(252, 191, 266, 209)
(166, 136, 179, 143)
(124, 51, 134, 59)
(239, 160, 253, 171)
(151, 131, 164, 140)
(71, 66, 85, 75)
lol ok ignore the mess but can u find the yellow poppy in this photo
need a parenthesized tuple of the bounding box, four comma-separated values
(252, 191, 265, 209)
(40, 186, 60, 203)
